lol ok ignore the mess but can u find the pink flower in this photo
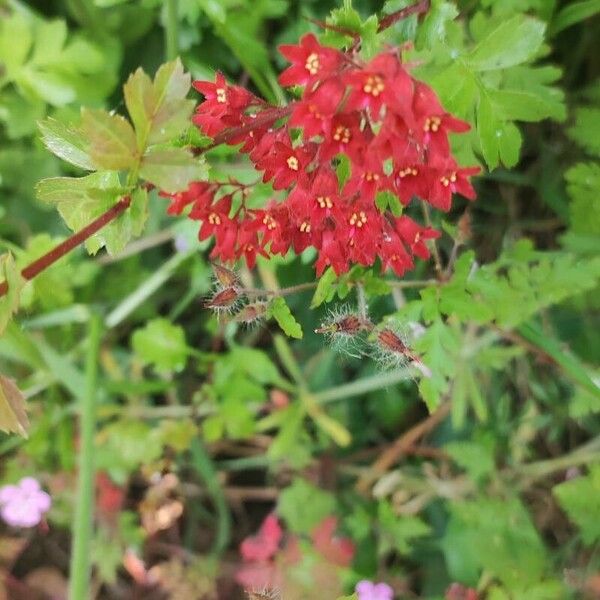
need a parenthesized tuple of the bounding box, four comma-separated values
(0, 477, 51, 528)
(356, 580, 394, 600)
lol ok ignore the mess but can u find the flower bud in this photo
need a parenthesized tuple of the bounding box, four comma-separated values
(204, 287, 239, 311)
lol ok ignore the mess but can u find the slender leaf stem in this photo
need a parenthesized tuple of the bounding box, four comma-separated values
(68, 313, 102, 600)
(165, 0, 179, 60)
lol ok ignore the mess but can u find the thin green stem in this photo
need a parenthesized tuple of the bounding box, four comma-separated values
(314, 367, 415, 405)
(105, 250, 192, 329)
(189, 438, 231, 555)
(386, 278, 438, 289)
(68, 313, 102, 600)
(165, 0, 179, 60)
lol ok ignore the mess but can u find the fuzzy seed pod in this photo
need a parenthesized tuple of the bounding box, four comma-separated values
(204, 287, 239, 311)
(211, 262, 239, 288)
(233, 301, 268, 324)
(315, 313, 373, 336)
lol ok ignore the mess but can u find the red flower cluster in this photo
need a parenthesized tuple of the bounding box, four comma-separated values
(164, 34, 479, 276)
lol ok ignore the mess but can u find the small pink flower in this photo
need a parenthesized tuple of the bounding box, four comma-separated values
(356, 580, 394, 600)
(0, 477, 51, 528)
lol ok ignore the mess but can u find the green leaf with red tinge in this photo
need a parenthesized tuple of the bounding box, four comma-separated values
(81, 108, 137, 170)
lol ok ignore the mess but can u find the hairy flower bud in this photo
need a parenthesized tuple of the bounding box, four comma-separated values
(204, 287, 240, 312)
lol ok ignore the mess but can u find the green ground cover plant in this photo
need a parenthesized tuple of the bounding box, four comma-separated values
(0, 0, 599, 598)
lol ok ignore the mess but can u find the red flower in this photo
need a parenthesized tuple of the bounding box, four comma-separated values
(279, 33, 342, 88)
(315, 230, 348, 275)
(320, 113, 364, 163)
(193, 72, 251, 117)
(290, 77, 345, 139)
(289, 167, 342, 228)
(394, 163, 429, 206)
(379, 229, 414, 276)
(413, 82, 470, 155)
(344, 53, 412, 120)
(343, 151, 388, 201)
(185, 38, 480, 278)
(235, 228, 269, 269)
(257, 139, 313, 190)
(429, 159, 480, 211)
(160, 181, 214, 215)
(395, 215, 440, 259)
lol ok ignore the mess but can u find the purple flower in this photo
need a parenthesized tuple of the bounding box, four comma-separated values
(356, 580, 394, 600)
(0, 477, 51, 528)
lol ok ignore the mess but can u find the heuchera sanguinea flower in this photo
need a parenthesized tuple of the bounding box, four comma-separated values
(163, 37, 480, 278)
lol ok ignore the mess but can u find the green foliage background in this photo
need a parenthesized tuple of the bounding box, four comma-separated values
(0, 0, 599, 598)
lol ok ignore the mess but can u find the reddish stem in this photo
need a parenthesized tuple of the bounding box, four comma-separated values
(193, 105, 294, 156)
(378, 0, 431, 32)
(0, 196, 131, 298)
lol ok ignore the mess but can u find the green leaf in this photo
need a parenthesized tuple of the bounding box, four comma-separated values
(35, 171, 135, 255)
(131, 318, 189, 372)
(229, 347, 286, 387)
(0, 375, 29, 437)
(278, 478, 336, 534)
(553, 466, 600, 545)
(416, 0, 459, 50)
(550, 0, 600, 35)
(445, 438, 495, 483)
(139, 147, 206, 193)
(518, 320, 600, 399)
(378, 501, 431, 555)
(491, 89, 566, 123)
(123, 59, 195, 149)
(81, 108, 137, 170)
(565, 162, 600, 235)
(467, 16, 546, 71)
(129, 186, 149, 237)
(311, 267, 338, 308)
(0, 14, 32, 75)
(0, 253, 25, 336)
(269, 296, 303, 339)
(96, 421, 163, 483)
(442, 497, 547, 587)
(38, 117, 95, 170)
(478, 91, 501, 169)
(569, 107, 600, 156)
